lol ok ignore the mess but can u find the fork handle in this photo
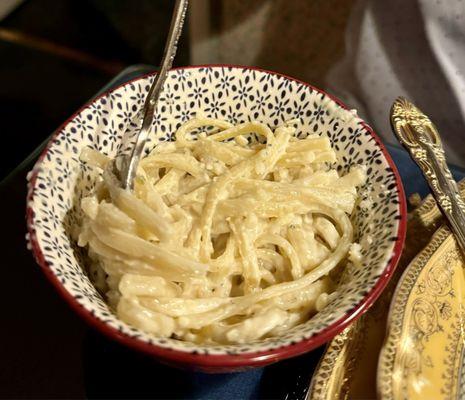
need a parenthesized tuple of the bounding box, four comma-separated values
(121, 0, 188, 190)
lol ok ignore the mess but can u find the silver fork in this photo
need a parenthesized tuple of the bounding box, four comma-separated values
(114, 0, 188, 191)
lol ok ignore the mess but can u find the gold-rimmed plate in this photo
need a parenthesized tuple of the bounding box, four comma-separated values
(378, 225, 465, 399)
(309, 182, 465, 400)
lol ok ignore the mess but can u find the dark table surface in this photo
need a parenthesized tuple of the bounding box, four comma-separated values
(2, 66, 464, 400)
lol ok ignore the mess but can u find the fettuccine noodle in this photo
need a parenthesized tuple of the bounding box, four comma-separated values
(77, 115, 366, 344)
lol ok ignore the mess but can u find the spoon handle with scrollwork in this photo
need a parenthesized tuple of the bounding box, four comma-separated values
(390, 97, 465, 255)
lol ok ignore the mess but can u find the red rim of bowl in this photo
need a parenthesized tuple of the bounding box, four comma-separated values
(26, 64, 407, 369)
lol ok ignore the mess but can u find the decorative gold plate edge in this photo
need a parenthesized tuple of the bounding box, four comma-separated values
(376, 224, 455, 399)
(307, 180, 465, 400)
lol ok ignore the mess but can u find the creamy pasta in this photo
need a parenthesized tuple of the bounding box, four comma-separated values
(77, 115, 366, 344)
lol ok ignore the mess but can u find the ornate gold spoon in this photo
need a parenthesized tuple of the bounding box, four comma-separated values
(391, 97, 465, 254)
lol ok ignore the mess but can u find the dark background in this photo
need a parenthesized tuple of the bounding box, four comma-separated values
(0, 0, 190, 179)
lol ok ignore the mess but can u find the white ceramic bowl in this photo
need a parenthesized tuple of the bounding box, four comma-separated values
(27, 65, 406, 371)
